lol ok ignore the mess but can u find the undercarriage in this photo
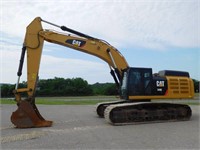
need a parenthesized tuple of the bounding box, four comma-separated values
(96, 101, 191, 125)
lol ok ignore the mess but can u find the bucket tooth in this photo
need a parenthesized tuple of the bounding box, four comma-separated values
(11, 100, 52, 128)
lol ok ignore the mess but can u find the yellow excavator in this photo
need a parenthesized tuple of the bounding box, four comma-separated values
(11, 17, 194, 128)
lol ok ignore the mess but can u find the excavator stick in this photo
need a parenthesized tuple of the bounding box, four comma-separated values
(11, 43, 52, 128)
(11, 100, 52, 128)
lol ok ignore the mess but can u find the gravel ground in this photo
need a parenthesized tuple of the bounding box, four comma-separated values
(0, 103, 199, 150)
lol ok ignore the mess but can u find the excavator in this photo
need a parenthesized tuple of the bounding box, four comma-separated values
(11, 17, 194, 128)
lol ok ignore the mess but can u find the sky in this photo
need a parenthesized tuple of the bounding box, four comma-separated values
(0, 0, 199, 84)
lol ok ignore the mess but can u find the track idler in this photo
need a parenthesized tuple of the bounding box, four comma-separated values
(11, 100, 52, 128)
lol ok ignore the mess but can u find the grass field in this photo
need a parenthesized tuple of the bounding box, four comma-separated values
(0, 96, 118, 105)
(0, 94, 199, 105)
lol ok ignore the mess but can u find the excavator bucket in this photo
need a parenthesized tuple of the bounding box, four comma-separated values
(11, 100, 52, 128)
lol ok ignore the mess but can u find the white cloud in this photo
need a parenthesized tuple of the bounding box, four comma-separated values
(0, 44, 113, 84)
(1, 0, 199, 49)
(39, 55, 112, 84)
(1, 0, 199, 84)
(1, 45, 21, 84)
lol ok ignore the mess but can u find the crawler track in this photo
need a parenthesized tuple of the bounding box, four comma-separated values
(104, 102, 192, 125)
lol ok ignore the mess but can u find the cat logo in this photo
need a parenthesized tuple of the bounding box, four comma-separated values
(156, 81, 165, 87)
(72, 40, 81, 47)
(65, 39, 86, 47)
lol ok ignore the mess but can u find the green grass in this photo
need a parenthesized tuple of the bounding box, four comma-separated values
(35, 99, 112, 105)
(0, 94, 199, 105)
(0, 96, 116, 105)
(0, 98, 16, 104)
(184, 102, 200, 105)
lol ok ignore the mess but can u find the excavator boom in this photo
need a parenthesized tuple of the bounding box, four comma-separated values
(12, 17, 128, 128)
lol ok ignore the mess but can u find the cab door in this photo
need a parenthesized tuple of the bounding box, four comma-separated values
(127, 68, 152, 96)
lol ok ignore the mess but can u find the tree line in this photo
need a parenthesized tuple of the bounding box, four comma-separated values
(1, 77, 199, 98)
(0, 77, 118, 97)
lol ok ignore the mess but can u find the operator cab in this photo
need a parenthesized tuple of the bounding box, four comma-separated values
(121, 67, 153, 99)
